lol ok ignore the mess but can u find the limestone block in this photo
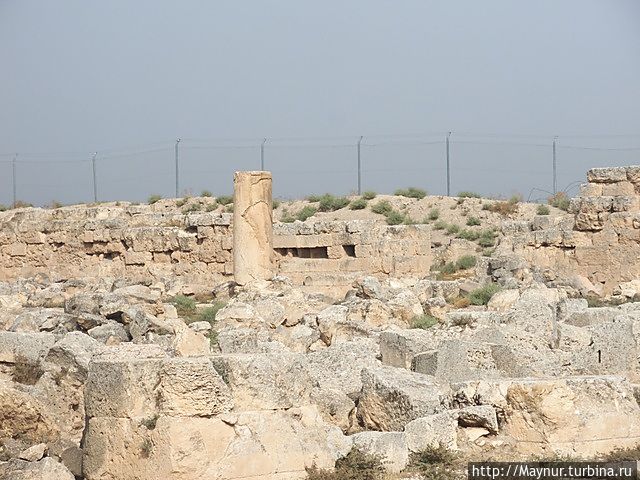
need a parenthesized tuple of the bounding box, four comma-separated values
(350, 431, 409, 473)
(612, 195, 640, 212)
(233, 171, 274, 285)
(413, 341, 500, 383)
(8, 243, 27, 256)
(503, 376, 640, 457)
(124, 250, 152, 265)
(0, 457, 75, 480)
(0, 331, 56, 365)
(403, 412, 458, 452)
(587, 166, 628, 183)
(380, 329, 437, 370)
(627, 165, 640, 186)
(457, 405, 499, 434)
(579, 182, 603, 197)
(158, 357, 233, 417)
(354, 244, 374, 258)
(602, 181, 636, 196)
(357, 366, 449, 431)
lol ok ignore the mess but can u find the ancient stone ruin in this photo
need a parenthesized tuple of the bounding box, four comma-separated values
(1, 167, 640, 479)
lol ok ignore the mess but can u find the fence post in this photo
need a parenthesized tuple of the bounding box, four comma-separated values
(446, 132, 451, 196)
(260, 138, 267, 171)
(357, 136, 363, 195)
(174, 138, 181, 197)
(92, 152, 98, 203)
(12, 154, 17, 207)
(552, 136, 558, 195)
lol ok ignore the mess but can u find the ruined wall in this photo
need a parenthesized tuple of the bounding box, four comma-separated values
(0, 203, 431, 287)
(512, 166, 640, 295)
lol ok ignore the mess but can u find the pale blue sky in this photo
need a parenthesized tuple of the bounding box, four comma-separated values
(1, 1, 639, 204)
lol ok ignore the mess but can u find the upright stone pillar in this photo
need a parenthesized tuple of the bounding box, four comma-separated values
(233, 171, 274, 285)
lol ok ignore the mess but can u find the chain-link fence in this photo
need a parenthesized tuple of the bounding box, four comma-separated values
(2, 133, 639, 207)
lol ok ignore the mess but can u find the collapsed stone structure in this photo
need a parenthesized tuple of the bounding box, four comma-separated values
(2, 167, 640, 479)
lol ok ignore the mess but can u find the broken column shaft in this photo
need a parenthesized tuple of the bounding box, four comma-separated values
(232, 171, 274, 285)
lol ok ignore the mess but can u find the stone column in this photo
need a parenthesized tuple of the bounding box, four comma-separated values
(233, 171, 274, 285)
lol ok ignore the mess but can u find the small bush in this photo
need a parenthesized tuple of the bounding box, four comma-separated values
(0, 204, 6, 212)
(469, 283, 501, 305)
(306, 448, 385, 480)
(440, 262, 457, 275)
(458, 191, 481, 198)
(296, 206, 318, 221)
(272, 199, 281, 210)
(395, 187, 427, 199)
(488, 200, 518, 216)
(457, 229, 480, 241)
(201, 190, 212, 197)
(306, 194, 322, 202)
(205, 202, 218, 212)
(466, 216, 481, 226)
(182, 203, 202, 214)
(225, 204, 234, 213)
(446, 224, 460, 235)
(13, 200, 33, 209)
(318, 194, 350, 212)
(455, 255, 477, 270)
(217, 195, 233, 206)
(349, 198, 368, 210)
(481, 202, 491, 211)
(433, 220, 447, 230)
(362, 191, 377, 200)
(537, 204, 550, 215)
(385, 210, 406, 225)
(478, 229, 497, 247)
(407, 445, 459, 479)
(197, 301, 225, 324)
(148, 194, 162, 205)
(49, 200, 64, 209)
(411, 314, 439, 329)
(280, 208, 295, 223)
(370, 200, 393, 216)
(482, 247, 495, 257)
(599, 444, 640, 462)
(170, 295, 197, 318)
(548, 192, 570, 211)
(427, 208, 440, 221)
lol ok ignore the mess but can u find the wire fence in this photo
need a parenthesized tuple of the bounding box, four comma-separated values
(1, 132, 640, 207)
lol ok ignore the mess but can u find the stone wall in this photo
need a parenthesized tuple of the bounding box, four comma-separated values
(0, 203, 431, 288)
(511, 166, 640, 295)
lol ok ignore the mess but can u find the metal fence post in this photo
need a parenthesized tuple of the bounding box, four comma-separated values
(552, 136, 558, 195)
(175, 138, 181, 197)
(446, 132, 451, 196)
(12, 154, 17, 207)
(92, 152, 98, 203)
(357, 136, 363, 195)
(260, 138, 267, 171)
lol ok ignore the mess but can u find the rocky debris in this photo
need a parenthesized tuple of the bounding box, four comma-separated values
(0, 457, 75, 480)
(403, 412, 458, 452)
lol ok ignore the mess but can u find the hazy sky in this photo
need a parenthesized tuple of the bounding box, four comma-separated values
(1, 1, 639, 205)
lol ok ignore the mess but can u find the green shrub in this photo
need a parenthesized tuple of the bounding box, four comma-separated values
(349, 198, 368, 210)
(196, 302, 225, 324)
(0, 204, 6, 212)
(272, 199, 281, 210)
(281, 208, 295, 223)
(446, 224, 460, 235)
(481, 203, 491, 211)
(458, 191, 481, 198)
(296, 206, 318, 221)
(182, 203, 202, 214)
(385, 210, 406, 225)
(306, 194, 322, 202)
(411, 314, 439, 329)
(362, 191, 377, 200)
(478, 229, 497, 247)
(466, 216, 481, 226)
(433, 220, 447, 230)
(147, 194, 162, 205)
(537, 204, 550, 215)
(440, 262, 457, 275)
(175, 197, 189, 207)
(548, 192, 570, 211)
(306, 448, 385, 480)
(13, 200, 33, 209)
(201, 190, 212, 197)
(455, 255, 477, 270)
(407, 445, 458, 476)
(457, 229, 480, 241)
(170, 295, 197, 317)
(469, 283, 501, 305)
(205, 202, 218, 212)
(482, 248, 494, 257)
(427, 208, 440, 221)
(318, 194, 350, 212)
(371, 200, 393, 216)
(217, 195, 233, 205)
(395, 187, 427, 199)
(225, 204, 234, 213)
